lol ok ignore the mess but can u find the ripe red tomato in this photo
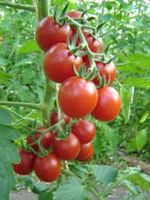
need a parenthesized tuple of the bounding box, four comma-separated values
(76, 142, 94, 161)
(71, 119, 96, 144)
(58, 77, 98, 118)
(34, 152, 61, 182)
(27, 127, 52, 151)
(43, 43, 83, 83)
(66, 11, 82, 19)
(50, 111, 70, 125)
(52, 133, 81, 160)
(92, 86, 121, 121)
(36, 16, 72, 51)
(83, 58, 116, 85)
(13, 149, 36, 175)
(83, 31, 103, 53)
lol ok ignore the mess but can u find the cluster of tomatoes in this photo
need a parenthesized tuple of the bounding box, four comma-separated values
(13, 112, 95, 182)
(12, 10, 121, 183)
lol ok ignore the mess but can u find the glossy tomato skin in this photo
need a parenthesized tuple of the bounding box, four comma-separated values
(76, 142, 94, 161)
(27, 127, 52, 151)
(13, 149, 36, 175)
(50, 111, 70, 125)
(36, 16, 72, 51)
(43, 43, 83, 83)
(92, 86, 121, 121)
(34, 152, 61, 182)
(52, 133, 81, 160)
(71, 119, 96, 144)
(58, 77, 98, 118)
(66, 11, 82, 19)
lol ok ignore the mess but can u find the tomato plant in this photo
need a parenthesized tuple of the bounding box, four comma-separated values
(43, 43, 83, 83)
(12, 149, 36, 175)
(36, 16, 72, 51)
(58, 77, 98, 118)
(71, 119, 96, 144)
(92, 86, 121, 121)
(34, 152, 61, 182)
(52, 133, 81, 160)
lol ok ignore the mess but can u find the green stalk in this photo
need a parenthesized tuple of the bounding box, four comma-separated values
(0, 2, 34, 12)
(0, 101, 41, 110)
(33, 0, 55, 126)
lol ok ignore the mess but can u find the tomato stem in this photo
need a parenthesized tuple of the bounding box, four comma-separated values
(0, 2, 34, 12)
(0, 101, 41, 110)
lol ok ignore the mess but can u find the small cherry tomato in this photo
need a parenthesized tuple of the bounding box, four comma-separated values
(27, 127, 52, 151)
(50, 111, 70, 125)
(76, 142, 94, 161)
(92, 86, 121, 121)
(34, 152, 61, 182)
(43, 43, 83, 83)
(52, 133, 81, 160)
(58, 77, 98, 118)
(72, 119, 96, 144)
(36, 16, 72, 51)
(13, 149, 36, 175)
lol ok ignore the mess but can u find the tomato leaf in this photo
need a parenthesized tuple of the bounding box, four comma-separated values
(126, 172, 150, 191)
(136, 129, 147, 152)
(18, 40, 40, 54)
(53, 176, 87, 200)
(0, 124, 20, 200)
(0, 107, 12, 125)
(92, 165, 118, 185)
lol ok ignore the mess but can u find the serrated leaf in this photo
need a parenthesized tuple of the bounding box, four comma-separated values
(0, 108, 12, 125)
(136, 129, 147, 151)
(18, 40, 40, 54)
(0, 125, 20, 200)
(92, 165, 118, 185)
(53, 176, 87, 200)
(120, 86, 134, 123)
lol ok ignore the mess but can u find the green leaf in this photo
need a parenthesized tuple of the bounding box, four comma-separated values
(53, 176, 87, 200)
(124, 78, 150, 89)
(126, 172, 150, 191)
(120, 86, 134, 123)
(0, 70, 11, 83)
(18, 40, 40, 54)
(136, 129, 147, 151)
(38, 191, 53, 200)
(92, 165, 118, 185)
(139, 112, 149, 123)
(0, 124, 20, 200)
(0, 107, 12, 125)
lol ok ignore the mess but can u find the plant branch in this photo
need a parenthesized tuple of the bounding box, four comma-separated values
(0, 101, 41, 110)
(0, 2, 34, 12)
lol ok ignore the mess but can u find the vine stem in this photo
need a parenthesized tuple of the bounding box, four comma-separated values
(0, 101, 41, 110)
(0, 2, 34, 12)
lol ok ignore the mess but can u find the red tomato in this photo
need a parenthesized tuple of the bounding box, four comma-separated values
(43, 43, 83, 83)
(50, 111, 70, 125)
(52, 133, 81, 160)
(66, 11, 82, 19)
(71, 119, 96, 144)
(27, 127, 52, 151)
(36, 16, 72, 51)
(76, 142, 94, 161)
(58, 77, 98, 118)
(92, 86, 121, 121)
(13, 149, 36, 175)
(34, 153, 61, 182)
(83, 31, 103, 53)
(83, 58, 116, 85)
